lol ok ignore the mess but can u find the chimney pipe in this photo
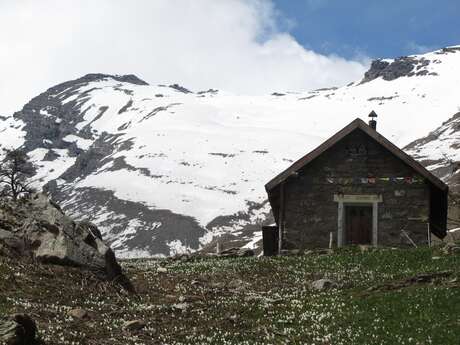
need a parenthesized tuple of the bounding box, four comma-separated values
(369, 119, 377, 130)
(368, 110, 378, 130)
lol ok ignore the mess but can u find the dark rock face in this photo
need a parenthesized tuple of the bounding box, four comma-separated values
(201, 200, 272, 256)
(168, 83, 193, 94)
(361, 57, 436, 83)
(42, 149, 60, 161)
(57, 73, 149, 87)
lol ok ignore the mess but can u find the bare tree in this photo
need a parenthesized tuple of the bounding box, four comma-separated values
(0, 148, 36, 201)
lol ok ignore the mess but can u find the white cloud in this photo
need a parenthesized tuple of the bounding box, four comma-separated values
(0, 0, 368, 115)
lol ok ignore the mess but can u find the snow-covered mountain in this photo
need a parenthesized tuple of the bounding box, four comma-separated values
(405, 112, 460, 193)
(1, 46, 459, 257)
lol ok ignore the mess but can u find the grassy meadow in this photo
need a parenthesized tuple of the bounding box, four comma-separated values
(0, 247, 459, 344)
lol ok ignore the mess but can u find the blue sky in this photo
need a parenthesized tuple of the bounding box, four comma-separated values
(272, 0, 460, 59)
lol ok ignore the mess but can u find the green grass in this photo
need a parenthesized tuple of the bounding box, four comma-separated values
(0, 247, 459, 344)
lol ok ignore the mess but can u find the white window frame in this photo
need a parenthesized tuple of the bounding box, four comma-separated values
(333, 194, 382, 247)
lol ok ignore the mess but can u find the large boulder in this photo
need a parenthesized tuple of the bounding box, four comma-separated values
(0, 193, 134, 292)
(310, 278, 337, 291)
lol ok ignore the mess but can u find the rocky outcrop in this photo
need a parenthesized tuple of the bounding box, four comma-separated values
(435, 46, 460, 55)
(361, 56, 436, 83)
(0, 193, 134, 292)
(310, 278, 337, 291)
(218, 247, 255, 257)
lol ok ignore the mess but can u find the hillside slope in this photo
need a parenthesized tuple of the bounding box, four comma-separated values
(1, 46, 460, 256)
(1, 248, 459, 344)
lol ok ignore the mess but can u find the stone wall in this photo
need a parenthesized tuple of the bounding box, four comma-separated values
(282, 129, 430, 249)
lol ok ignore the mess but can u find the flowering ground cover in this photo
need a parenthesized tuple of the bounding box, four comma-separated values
(0, 247, 459, 344)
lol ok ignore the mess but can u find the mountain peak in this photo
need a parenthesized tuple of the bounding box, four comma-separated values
(78, 73, 149, 86)
(44, 74, 149, 95)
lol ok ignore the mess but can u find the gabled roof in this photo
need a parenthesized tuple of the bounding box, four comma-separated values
(265, 117, 448, 192)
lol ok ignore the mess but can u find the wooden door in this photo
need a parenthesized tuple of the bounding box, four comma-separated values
(345, 205, 372, 245)
(262, 226, 279, 256)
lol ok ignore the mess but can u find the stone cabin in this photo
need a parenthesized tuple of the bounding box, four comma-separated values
(263, 114, 448, 255)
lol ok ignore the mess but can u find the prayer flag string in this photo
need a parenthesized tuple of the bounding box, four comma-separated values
(323, 176, 424, 184)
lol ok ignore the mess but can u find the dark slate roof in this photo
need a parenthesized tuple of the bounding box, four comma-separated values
(265, 117, 448, 192)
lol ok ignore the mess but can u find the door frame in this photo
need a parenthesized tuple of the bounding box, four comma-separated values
(344, 204, 373, 245)
(333, 194, 382, 247)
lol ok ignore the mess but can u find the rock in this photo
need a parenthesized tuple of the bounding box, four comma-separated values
(0, 229, 24, 257)
(317, 248, 333, 255)
(280, 249, 301, 256)
(441, 243, 460, 255)
(219, 247, 255, 258)
(239, 249, 255, 257)
(172, 302, 189, 312)
(68, 308, 90, 320)
(190, 279, 201, 286)
(446, 228, 460, 242)
(310, 278, 337, 291)
(407, 271, 452, 284)
(169, 84, 192, 94)
(227, 278, 249, 291)
(0, 193, 135, 293)
(225, 313, 239, 323)
(452, 247, 460, 254)
(123, 319, 146, 331)
(209, 281, 225, 289)
(157, 266, 168, 273)
(358, 245, 371, 253)
(0, 314, 37, 345)
(361, 56, 430, 83)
